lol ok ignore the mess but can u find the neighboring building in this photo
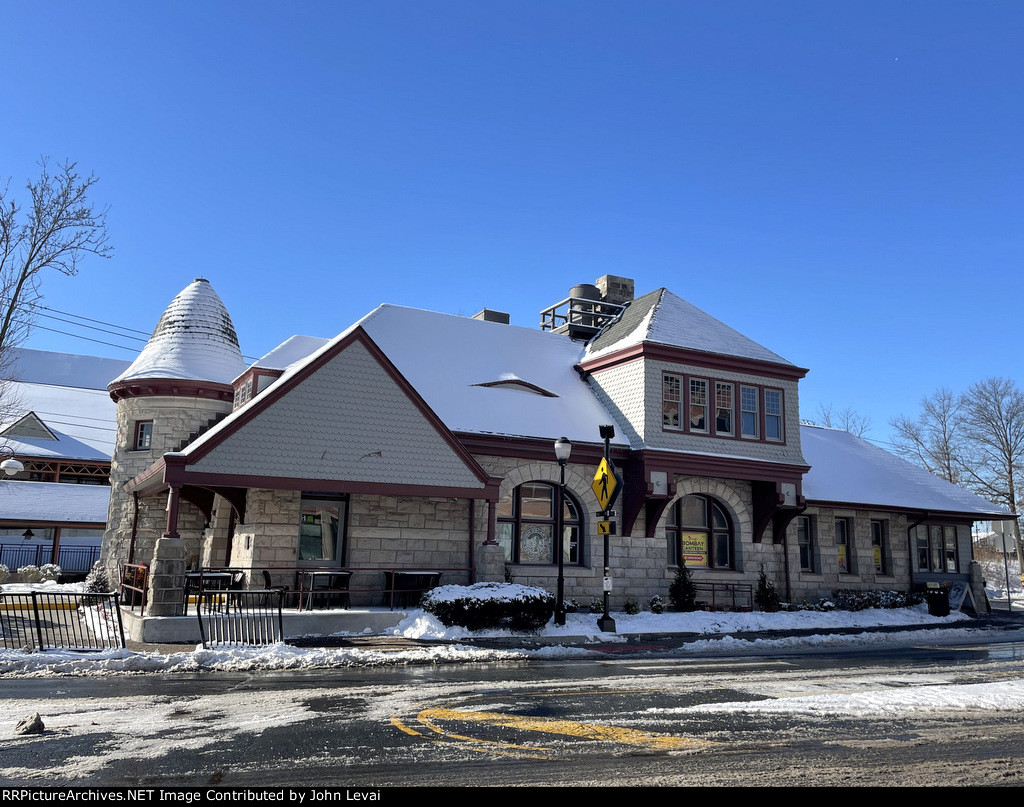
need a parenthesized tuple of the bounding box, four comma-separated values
(0, 348, 129, 573)
(100, 276, 1009, 615)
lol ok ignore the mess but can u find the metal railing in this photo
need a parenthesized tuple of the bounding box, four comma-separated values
(0, 544, 102, 574)
(119, 563, 149, 614)
(0, 592, 126, 651)
(256, 566, 467, 610)
(539, 296, 625, 336)
(196, 590, 284, 649)
(694, 582, 753, 612)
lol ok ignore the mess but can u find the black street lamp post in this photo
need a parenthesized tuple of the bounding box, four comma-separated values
(554, 436, 572, 626)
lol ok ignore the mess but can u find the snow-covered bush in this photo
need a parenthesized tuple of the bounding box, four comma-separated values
(0, 564, 9, 585)
(84, 561, 110, 593)
(39, 564, 61, 581)
(421, 582, 555, 632)
(830, 589, 923, 611)
(649, 595, 665, 614)
(623, 597, 640, 615)
(17, 565, 43, 583)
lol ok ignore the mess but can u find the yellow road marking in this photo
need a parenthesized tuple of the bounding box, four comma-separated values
(390, 717, 421, 736)
(418, 707, 716, 751)
(417, 713, 552, 751)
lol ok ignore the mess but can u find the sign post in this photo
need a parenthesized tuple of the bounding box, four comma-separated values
(594, 424, 622, 632)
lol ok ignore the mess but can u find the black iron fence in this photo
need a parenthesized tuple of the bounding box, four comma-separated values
(694, 581, 754, 612)
(0, 544, 102, 575)
(196, 589, 284, 649)
(0, 592, 126, 651)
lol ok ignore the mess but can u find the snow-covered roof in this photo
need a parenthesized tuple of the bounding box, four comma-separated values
(0, 414, 109, 462)
(187, 304, 628, 452)
(250, 335, 330, 373)
(359, 305, 626, 444)
(0, 481, 110, 524)
(585, 288, 794, 366)
(2, 382, 118, 457)
(801, 425, 1009, 517)
(110, 278, 245, 386)
(5, 347, 131, 390)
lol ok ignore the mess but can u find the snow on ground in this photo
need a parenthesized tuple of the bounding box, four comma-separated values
(0, 574, 1020, 678)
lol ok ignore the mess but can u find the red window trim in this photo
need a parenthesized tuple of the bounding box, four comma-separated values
(662, 372, 787, 445)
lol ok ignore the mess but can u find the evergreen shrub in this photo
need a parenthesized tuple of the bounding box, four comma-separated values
(421, 582, 555, 631)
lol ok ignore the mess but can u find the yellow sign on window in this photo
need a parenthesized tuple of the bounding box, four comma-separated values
(681, 532, 708, 567)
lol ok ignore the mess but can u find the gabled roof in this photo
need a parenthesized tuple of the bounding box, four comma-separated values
(110, 278, 245, 386)
(234, 305, 628, 446)
(800, 425, 1010, 518)
(2, 412, 57, 441)
(178, 326, 494, 493)
(584, 288, 794, 367)
(0, 421, 110, 462)
(359, 305, 627, 445)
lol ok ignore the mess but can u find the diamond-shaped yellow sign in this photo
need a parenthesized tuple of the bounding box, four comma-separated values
(592, 457, 619, 511)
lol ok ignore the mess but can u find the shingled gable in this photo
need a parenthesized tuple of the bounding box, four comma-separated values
(581, 288, 808, 379)
(127, 326, 496, 499)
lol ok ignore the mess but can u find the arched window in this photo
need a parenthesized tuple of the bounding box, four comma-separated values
(497, 482, 582, 565)
(666, 494, 733, 570)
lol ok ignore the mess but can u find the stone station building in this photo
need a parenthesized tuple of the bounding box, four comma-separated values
(100, 276, 1008, 620)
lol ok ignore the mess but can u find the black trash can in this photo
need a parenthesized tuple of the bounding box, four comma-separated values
(925, 582, 950, 617)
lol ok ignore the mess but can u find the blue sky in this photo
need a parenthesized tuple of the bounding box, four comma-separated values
(3, 1, 1021, 446)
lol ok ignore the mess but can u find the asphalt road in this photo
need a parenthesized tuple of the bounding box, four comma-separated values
(4, 637, 1024, 786)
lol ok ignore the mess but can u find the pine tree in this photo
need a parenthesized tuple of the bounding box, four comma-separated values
(669, 558, 697, 612)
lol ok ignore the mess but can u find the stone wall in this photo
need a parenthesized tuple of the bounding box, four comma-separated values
(785, 507, 910, 602)
(101, 393, 232, 612)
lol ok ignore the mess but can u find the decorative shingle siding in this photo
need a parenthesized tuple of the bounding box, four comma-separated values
(584, 359, 647, 447)
(189, 340, 486, 489)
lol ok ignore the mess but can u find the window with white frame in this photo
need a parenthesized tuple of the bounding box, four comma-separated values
(715, 382, 734, 435)
(663, 374, 681, 429)
(797, 516, 815, 572)
(133, 421, 153, 451)
(765, 389, 783, 441)
(689, 379, 708, 432)
(913, 524, 958, 574)
(740, 386, 759, 438)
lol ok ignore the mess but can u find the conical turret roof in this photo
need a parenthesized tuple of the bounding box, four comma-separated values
(110, 278, 245, 386)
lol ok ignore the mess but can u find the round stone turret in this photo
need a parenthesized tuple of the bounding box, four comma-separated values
(109, 277, 245, 394)
(102, 279, 245, 606)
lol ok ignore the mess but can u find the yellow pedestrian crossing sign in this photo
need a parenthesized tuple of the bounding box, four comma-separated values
(592, 457, 620, 511)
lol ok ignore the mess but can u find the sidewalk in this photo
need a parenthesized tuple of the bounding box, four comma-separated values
(125, 607, 1024, 656)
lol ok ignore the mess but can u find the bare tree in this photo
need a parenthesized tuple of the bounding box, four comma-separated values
(957, 378, 1024, 571)
(0, 158, 112, 375)
(889, 387, 964, 483)
(815, 402, 872, 437)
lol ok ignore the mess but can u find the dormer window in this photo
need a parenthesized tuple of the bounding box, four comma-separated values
(688, 379, 708, 432)
(662, 373, 785, 444)
(740, 386, 759, 438)
(715, 383, 734, 435)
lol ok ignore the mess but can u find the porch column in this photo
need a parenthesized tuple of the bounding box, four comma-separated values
(146, 484, 187, 617)
(474, 498, 504, 583)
